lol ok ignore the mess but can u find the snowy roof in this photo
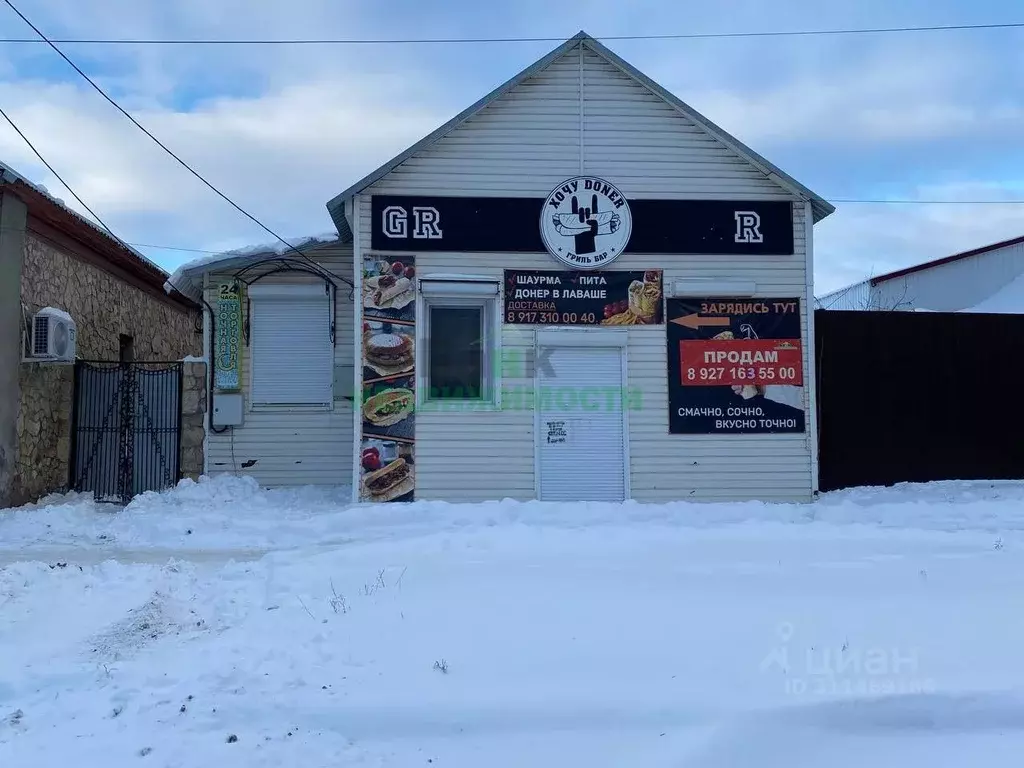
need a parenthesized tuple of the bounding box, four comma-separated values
(326, 30, 834, 232)
(165, 232, 339, 302)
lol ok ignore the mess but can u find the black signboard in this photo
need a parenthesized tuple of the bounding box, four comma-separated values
(372, 195, 793, 255)
(666, 297, 805, 434)
(630, 200, 793, 255)
(504, 270, 664, 326)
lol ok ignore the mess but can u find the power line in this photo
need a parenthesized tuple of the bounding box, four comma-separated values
(0, 105, 214, 278)
(129, 242, 225, 254)
(829, 198, 1024, 204)
(129, 199, 1024, 254)
(0, 21, 1021, 45)
(0, 104, 127, 246)
(1, 0, 351, 285)
(1, 197, 1021, 262)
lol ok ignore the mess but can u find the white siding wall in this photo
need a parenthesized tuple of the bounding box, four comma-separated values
(205, 242, 355, 486)
(357, 40, 813, 502)
(872, 241, 1024, 312)
(816, 280, 871, 311)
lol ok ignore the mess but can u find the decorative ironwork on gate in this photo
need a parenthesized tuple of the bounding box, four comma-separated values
(70, 361, 183, 504)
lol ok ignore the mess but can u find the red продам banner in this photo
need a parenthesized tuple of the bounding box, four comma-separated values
(679, 339, 803, 386)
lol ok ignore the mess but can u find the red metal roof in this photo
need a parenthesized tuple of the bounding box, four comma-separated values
(869, 234, 1024, 286)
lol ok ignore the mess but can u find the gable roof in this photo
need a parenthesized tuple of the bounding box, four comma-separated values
(868, 234, 1024, 286)
(326, 30, 834, 233)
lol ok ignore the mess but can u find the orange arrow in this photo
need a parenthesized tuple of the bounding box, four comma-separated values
(670, 313, 731, 330)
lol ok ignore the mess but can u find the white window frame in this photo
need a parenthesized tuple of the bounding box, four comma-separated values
(247, 282, 334, 411)
(418, 278, 501, 411)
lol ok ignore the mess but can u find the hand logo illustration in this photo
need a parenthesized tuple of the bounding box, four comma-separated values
(552, 194, 621, 255)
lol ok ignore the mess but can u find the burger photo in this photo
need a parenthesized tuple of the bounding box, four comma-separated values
(363, 324, 414, 374)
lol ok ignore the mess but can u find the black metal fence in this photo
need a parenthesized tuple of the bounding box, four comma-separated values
(815, 310, 1024, 492)
(70, 361, 183, 504)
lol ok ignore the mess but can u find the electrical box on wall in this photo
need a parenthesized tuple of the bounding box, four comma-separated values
(212, 393, 244, 427)
(334, 364, 354, 400)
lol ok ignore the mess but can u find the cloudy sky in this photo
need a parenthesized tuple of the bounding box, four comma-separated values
(0, 0, 1022, 293)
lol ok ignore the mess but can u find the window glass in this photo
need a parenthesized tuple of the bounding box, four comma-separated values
(428, 306, 483, 400)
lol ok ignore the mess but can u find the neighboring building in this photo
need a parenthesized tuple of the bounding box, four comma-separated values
(170, 31, 833, 503)
(168, 235, 354, 486)
(816, 235, 1024, 312)
(0, 161, 201, 507)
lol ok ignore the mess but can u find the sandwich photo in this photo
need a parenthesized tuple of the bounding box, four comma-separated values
(363, 259, 415, 311)
(363, 387, 414, 427)
(361, 457, 414, 502)
(364, 328, 414, 374)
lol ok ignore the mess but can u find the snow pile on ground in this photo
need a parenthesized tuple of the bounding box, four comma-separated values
(4, 480, 1024, 765)
(0, 477, 351, 562)
(5, 475, 1024, 562)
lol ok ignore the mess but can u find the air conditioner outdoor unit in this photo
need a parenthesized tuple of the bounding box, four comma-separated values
(30, 307, 77, 362)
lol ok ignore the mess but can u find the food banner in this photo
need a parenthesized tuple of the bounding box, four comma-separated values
(503, 269, 663, 326)
(214, 281, 242, 391)
(666, 297, 806, 434)
(359, 255, 416, 502)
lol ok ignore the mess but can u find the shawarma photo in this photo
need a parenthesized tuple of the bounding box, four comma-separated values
(363, 255, 415, 322)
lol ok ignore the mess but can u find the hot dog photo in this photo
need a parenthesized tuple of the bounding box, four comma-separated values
(359, 438, 415, 503)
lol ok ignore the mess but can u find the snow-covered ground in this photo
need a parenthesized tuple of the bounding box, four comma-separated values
(3, 478, 1024, 766)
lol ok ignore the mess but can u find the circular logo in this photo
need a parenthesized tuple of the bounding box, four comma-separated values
(539, 177, 632, 269)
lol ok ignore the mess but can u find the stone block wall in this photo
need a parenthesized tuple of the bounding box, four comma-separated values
(11, 232, 202, 505)
(14, 365, 73, 504)
(180, 361, 207, 481)
(20, 233, 199, 360)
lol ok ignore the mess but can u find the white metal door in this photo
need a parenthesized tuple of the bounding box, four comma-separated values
(537, 346, 627, 502)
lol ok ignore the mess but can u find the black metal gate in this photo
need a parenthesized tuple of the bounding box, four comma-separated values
(70, 361, 183, 504)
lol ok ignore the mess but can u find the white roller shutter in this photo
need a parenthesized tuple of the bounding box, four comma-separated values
(538, 346, 626, 502)
(251, 295, 333, 406)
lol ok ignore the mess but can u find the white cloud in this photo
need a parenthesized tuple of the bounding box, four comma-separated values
(815, 182, 1024, 294)
(674, 39, 1024, 145)
(0, 0, 1021, 281)
(0, 74, 449, 262)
